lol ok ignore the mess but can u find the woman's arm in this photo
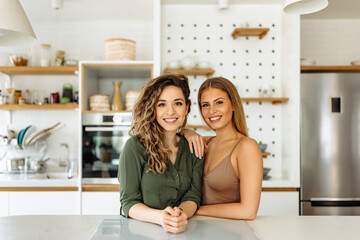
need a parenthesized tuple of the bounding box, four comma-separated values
(179, 128, 210, 158)
(196, 138, 263, 220)
(119, 138, 190, 233)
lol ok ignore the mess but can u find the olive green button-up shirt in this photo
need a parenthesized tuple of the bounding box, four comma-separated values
(118, 135, 204, 217)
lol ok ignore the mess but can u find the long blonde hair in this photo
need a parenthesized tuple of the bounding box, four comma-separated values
(130, 74, 191, 174)
(198, 77, 248, 137)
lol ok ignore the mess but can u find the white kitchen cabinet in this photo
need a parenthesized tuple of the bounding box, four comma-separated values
(8, 192, 80, 216)
(0, 192, 9, 216)
(258, 192, 299, 216)
(81, 192, 121, 215)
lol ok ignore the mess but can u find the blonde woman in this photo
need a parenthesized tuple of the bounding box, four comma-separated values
(182, 77, 263, 220)
(118, 74, 204, 234)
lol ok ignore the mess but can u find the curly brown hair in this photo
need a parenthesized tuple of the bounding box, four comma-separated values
(130, 74, 191, 174)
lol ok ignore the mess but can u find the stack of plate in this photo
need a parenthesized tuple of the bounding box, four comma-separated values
(90, 94, 110, 111)
(125, 91, 140, 111)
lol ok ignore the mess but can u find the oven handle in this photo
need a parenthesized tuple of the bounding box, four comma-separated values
(84, 127, 131, 132)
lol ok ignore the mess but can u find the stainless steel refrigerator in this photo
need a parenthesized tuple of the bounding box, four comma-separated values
(300, 73, 360, 215)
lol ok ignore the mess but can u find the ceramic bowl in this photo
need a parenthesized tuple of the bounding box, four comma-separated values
(263, 167, 271, 178)
(167, 60, 180, 69)
(350, 60, 360, 66)
(259, 143, 267, 152)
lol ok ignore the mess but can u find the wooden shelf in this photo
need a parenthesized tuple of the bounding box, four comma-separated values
(241, 97, 289, 104)
(0, 66, 78, 75)
(262, 152, 271, 158)
(82, 110, 132, 114)
(0, 104, 78, 110)
(301, 65, 360, 73)
(185, 125, 211, 130)
(232, 28, 270, 40)
(163, 68, 215, 78)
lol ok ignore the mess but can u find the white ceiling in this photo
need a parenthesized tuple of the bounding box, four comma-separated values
(18, 0, 360, 21)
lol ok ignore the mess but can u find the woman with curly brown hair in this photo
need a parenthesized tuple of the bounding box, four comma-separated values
(118, 74, 204, 234)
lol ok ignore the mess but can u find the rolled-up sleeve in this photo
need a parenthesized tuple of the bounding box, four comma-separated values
(180, 154, 204, 208)
(118, 137, 144, 217)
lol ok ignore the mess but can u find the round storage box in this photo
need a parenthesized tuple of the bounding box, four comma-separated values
(89, 94, 110, 111)
(105, 38, 136, 60)
(125, 90, 140, 111)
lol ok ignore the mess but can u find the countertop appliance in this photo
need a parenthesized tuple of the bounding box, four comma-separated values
(300, 73, 360, 215)
(82, 112, 131, 184)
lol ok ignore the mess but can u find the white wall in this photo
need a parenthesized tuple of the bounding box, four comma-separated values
(301, 19, 360, 65)
(161, 3, 300, 184)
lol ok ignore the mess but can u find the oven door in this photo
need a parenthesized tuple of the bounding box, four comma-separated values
(82, 126, 131, 184)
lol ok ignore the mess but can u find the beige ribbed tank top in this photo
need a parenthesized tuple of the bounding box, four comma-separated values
(202, 137, 243, 205)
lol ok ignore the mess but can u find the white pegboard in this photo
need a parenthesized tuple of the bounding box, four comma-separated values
(161, 4, 284, 177)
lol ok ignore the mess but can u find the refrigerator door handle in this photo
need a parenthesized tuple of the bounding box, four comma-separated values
(310, 198, 360, 207)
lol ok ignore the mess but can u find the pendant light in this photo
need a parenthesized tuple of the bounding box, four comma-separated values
(283, 0, 329, 15)
(0, 0, 37, 47)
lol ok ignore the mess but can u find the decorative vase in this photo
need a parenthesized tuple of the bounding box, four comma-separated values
(112, 81, 123, 111)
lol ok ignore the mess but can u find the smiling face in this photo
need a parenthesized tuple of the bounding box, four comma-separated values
(200, 88, 234, 131)
(155, 86, 189, 133)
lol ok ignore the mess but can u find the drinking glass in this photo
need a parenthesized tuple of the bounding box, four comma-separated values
(5, 80, 15, 104)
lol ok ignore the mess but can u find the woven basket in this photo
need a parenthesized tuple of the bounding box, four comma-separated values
(105, 38, 136, 60)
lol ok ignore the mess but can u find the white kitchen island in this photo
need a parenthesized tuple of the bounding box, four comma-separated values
(0, 215, 358, 240)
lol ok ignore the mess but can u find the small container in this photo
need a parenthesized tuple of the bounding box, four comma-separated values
(50, 92, 60, 104)
(74, 91, 79, 103)
(55, 50, 65, 66)
(0, 90, 4, 104)
(43, 97, 49, 104)
(40, 44, 51, 67)
(18, 97, 25, 105)
(13, 90, 22, 104)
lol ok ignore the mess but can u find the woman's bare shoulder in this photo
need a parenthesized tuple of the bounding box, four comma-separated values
(235, 137, 262, 158)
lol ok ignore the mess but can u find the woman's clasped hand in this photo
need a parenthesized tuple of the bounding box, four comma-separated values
(160, 206, 188, 233)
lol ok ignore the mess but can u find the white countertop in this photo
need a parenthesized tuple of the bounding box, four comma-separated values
(0, 173, 295, 188)
(0, 172, 78, 187)
(0, 215, 358, 240)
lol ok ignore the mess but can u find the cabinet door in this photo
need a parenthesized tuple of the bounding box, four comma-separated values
(82, 192, 120, 215)
(258, 192, 299, 216)
(9, 192, 80, 216)
(0, 192, 8, 216)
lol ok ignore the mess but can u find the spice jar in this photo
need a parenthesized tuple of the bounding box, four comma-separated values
(50, 92, 60, 104)
(13, 90, 22, 104)
(55, 50, 65, 66)
(40, 44, 51, 67)
(18, 97, 25, 105)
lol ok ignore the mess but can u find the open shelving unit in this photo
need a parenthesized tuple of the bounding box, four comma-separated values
(231, 28, 270, 40)
(0, 104, 78, 110)
(0, 66, 78, 75)
(301, 65, 360, 73)
(163, 68, 215, 78)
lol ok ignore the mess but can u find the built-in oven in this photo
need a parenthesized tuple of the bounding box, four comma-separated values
(82, 112, 132, 184)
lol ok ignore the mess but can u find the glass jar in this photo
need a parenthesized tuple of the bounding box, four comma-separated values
(40, 44, 51, 67)
(13, 90, 22, 104)
(55, 50, 65, 67)
(50, 92, 60, 104)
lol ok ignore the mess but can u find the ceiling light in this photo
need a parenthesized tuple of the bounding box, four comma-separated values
(219, 0, 229, 10)
(52, 0, 63, 10)
(0, 0, 37, 47)
(283, 0, 329, 15)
